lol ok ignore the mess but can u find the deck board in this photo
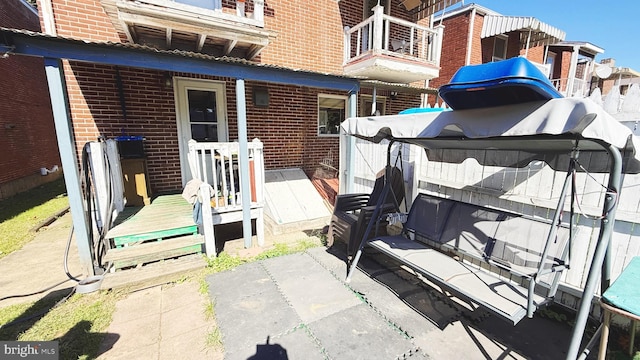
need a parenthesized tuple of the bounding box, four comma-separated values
(106, 194, 195, 240)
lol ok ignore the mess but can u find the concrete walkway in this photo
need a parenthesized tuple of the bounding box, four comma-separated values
(0, 212, 83, 308)
(97, 282, 218, 360)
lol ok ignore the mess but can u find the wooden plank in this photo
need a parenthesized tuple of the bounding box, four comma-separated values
(108, 240, 203, 269)
(106, 194, 195, 239)
(100, 254, 206, 291)
(113, 225, 198, 247)
(105, 234, 204, 262)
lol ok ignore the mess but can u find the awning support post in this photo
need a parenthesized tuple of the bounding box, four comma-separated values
(44, 57, 94, 276)
(236, 78, 253, 249)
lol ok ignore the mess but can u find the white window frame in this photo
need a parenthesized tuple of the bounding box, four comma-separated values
(360, 94, 387, 116)
(492, 35, 508, 62)
(546, 51, 557, 79)
(174, 77, 228, 185)
(317, 94, 347, 137)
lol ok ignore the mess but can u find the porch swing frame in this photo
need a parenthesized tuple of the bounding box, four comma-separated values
(341, 104, 631, 360)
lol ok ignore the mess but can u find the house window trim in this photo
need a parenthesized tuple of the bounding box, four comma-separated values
(359, 94, 387, 117)
(492, 34, 508, 62)
(317, 94, 347, 137)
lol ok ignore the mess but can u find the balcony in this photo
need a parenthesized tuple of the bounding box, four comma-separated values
(100, 0, 276, 59)
(343, 5, 443, 84)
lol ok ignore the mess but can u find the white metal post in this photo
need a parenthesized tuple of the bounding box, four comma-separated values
(372, 5, 384, 52)
(236, 79, 253, 248)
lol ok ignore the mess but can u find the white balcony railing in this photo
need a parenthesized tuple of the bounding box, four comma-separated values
(551, 78, 590, 98)
(139, 0, 265, 27)
(343, 5, 444, 68)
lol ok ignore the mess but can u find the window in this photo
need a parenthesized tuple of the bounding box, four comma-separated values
(318, 95, 347, 136)
(545, 52, 556, 79)
(492, 35, 508, 62)
(360, 95, 386, 116)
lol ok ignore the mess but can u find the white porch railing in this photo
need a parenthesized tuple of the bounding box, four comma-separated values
(343, 5, 444, 67)
(551, 78, 590, 97)
(188, 139, 265, 256)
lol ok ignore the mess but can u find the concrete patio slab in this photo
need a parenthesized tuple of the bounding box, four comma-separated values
(261, 252, 361, 323)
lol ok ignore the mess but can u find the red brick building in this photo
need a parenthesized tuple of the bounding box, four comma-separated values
(0, 0, 60, 199)
(426, 3, 603, 105)
(21, 0, 458, 197)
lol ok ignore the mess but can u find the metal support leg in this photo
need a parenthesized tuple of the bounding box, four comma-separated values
(598, 311, 611, 360)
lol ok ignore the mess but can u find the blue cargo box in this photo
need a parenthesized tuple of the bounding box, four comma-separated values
(438, 57, 562, 110)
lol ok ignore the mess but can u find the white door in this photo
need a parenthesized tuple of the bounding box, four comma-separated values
(174, 77, 228, 185)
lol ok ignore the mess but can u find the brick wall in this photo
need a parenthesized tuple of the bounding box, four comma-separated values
(260, 0, 346, 74)
(428, 10, 470, 105)
(37, 0, 120, 42)
(0, 0, 60, 198)
(39, 0, 427, 192)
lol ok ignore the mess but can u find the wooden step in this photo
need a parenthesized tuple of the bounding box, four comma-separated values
(104, 234, 204, 270)
(100, 254, 206, 291)
(111, 225, 198, 247)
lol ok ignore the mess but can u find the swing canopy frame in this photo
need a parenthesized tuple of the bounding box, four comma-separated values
(340, 97, 640, 360)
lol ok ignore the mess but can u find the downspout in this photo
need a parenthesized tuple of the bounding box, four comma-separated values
(39, 0, 57, 36)
(465, 7, 476, 65)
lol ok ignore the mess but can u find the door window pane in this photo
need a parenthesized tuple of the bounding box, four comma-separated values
(188, 89, 218, 141)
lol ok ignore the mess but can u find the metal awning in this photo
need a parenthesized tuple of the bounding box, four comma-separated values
(481, 15, 565, 47)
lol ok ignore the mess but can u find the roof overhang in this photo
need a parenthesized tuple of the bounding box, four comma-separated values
(614, 67, 640, 78)
(0, 27, 359, 92)
(481, 15, 566, 48)
(360, 80, 437, 95)
(400, 0, 463, 16)
(549, 41, 605, 58)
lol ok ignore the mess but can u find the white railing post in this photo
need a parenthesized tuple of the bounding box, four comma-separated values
(343, 26, 351, 64)
(433, 24, 444, 66)
(252, 138, 265, 204)
(252, 0, 264, 23)
(408, 27, 415, 56)
(372, 5, 384, 52)
(199, 183, 216, 257)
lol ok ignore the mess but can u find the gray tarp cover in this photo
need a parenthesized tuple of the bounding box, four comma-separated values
(341, 98, 640, 174)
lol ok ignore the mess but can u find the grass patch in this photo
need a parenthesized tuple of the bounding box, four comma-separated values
(0, 177, 68, 259)
(0, 290, 119, 360)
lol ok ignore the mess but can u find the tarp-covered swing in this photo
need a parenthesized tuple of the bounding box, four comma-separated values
(340, 95, 640, 360)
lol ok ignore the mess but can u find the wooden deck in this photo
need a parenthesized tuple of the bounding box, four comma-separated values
(106, 194, 198, 246)
(103, 194, 205, 275)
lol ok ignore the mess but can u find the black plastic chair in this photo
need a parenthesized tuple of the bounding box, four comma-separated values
(327, 166, 405, 259)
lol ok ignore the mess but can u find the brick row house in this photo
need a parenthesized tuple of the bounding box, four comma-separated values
(426, 3, 605, 103)
(28, 0, 455, 197)
(1, 0, 465, 273)
(0, 0, 612, 274)
(0, 0, 60, 200)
